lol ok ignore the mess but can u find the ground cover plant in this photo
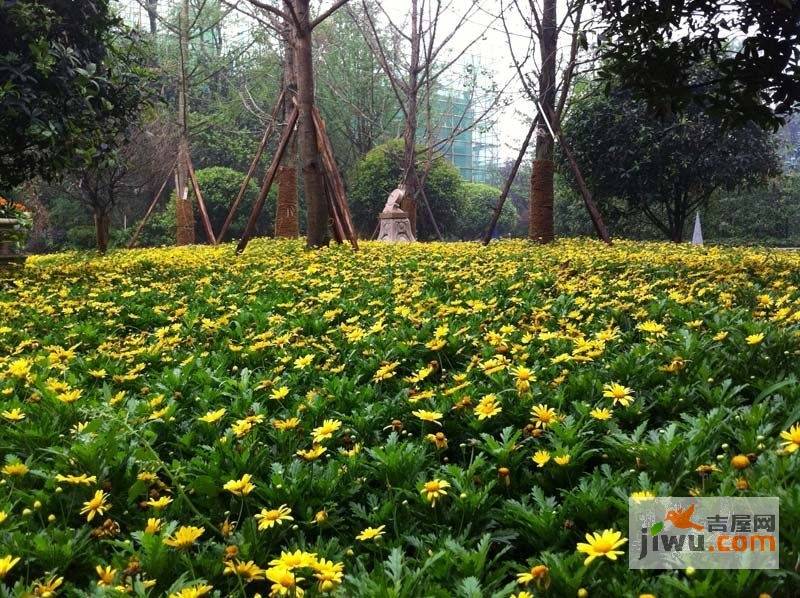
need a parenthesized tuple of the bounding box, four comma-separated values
(1, 239, 799, 597)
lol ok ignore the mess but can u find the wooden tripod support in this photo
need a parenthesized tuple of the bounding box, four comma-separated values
(128, 164, 175, 248)
(235, 107, 358, 254)
(217, 89, 286, 243)
(481, 104, 611, 246)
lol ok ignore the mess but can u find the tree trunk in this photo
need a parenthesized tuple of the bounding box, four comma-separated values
(529, 0, 557, 243)
(276, 8, 299, 239)
(293, 0, 329, 248)
(94, 209, 110, 254)
(146, 0, 158, 36)
(401, 0, 421, 234)
(275, 166, 299, 237)
(175, 0, 195, 246)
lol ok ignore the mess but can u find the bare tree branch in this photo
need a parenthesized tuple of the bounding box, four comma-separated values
(311, 0, 352, 30)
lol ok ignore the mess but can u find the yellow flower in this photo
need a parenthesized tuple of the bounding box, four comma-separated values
(512, 365, 535, 382)
(55, 473, 96, 486)
(474, 394, 502, 420)
(746, 333, 765, 345)
(163, 525, 204, 549)
(637, 320, 667, 337)
(273, 417, 301, 430)
(373, 361, 400, 381)
(630, 490, 656, 502)
(0, 511, 7, 525)
(603, 383, 634, 407)
(294, 354, 314, 369)
(713, 330, 729, 342)
(312, 419, 342, 443)
(80, 490, 110, 522)
(144, 518, 162, 534)
(532, 450, 551, 468)
(1, 408, 25, 422)
(426, 338, 446, 351)
(531, 404, 558, 428)
(223, 473, 255, 496)
(313, 558, 344, 592)
(420, 479, 450, 507)
(198, 408, 226, 423)
(168, 583, 213, 598)
(146, 496, 173, 510)
(590, 407, 612, 420)
(576, 529, 628, 565)
(266, 566, 304, 596)
(7, 358, 32, 379)
(224, 560, 264, 582)
(296, 445, 327, 461)
(554, 454, 571, 466)
(56, 388, 82, 404)
(231, 418, 254, 438)
(356, 525, 386, 541)
(269, 549, 318, 570)
(95, 565, 116, 587)
(33, 575, 64, 597)
(780, 423, 800, 453)
(425, 431, 448, 449)
(270, 385, 290, 400)
(412, 409, 443, 424)
(255, 505, 294, 530)
(731, 454, 750, 469)
(0, 555, 21, 579)
(137, 471, 157, 483)
(516, 563, 549, 586)
(314, 510, 328, 524)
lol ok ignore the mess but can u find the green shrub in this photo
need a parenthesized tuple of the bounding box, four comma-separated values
(348, 139, 464, 240)
(456, 182, 517, 240)
(135, 166, 273, 246)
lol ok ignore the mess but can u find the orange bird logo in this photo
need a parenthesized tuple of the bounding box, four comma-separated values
(664, 504, 704, 531)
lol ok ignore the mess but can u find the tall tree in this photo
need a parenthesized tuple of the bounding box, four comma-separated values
(353, 0, 498, 234)
(63, 118, 175, 252)
(243, 0, 353, 248)
(593, 0, 800, 130)
(0, 0, 151, 192)
(561, 82, 781, 241)
(499, 0, 593, 243)
(315, 4, 400, 172)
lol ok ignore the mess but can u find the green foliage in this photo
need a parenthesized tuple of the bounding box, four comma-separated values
(560, 82, 781, 241)
(455, 183, 517, 240)
(136, 166, 270, 246)
(0, 0, 154, 190)
(594, 0, 800, 129)
(704, 173, 800, 246)
(348, 139, 464, 240)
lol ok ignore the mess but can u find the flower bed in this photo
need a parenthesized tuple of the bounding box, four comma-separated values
(0, 239, 798, 597)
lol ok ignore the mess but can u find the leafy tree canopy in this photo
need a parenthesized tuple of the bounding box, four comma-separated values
(594, 0, 800, 129)
(560, 81, 781, 241)
(0, 0, 153, 190)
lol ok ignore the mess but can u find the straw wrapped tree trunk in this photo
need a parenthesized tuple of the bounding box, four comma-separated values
(275, 9, 299, 238)
(529, 0, 557, 243)
(174, 0, 195, 245)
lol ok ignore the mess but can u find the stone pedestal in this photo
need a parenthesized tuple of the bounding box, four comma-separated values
(378, 210, 415, 242)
